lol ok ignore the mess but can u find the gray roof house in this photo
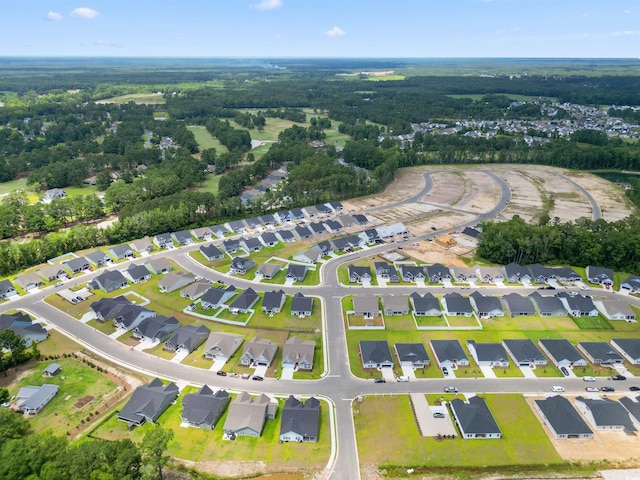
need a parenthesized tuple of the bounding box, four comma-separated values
(200, 244, 225, 261)
(453, 267, 479, 283)
(289, 208, 305, 220)
(291, 293, 313, 316)
(467, 340, 509, 367)
(316, 240, 333, 256)
(430, 339, 470, 368)
(112, 305, 156, 332)
(620, 275, 640, 293)
(450, 396, 502, 439)
(286, 264, 308, 282)
(108, 244, 135, 260)
(225, 220, 247, 234)
(13, 272, 43, 291)
(308, 221, 326, 235)
(374, 262, 399, 283)
(578, 341, 623, 365)
(292, 246, 322, 264)
(86, 250, 113, 267)
(262, 289, 286, 314)
(410, 292, 442, 316)
(425, 263, 452, 283)
(259, 213, 277, 226)
(359, 340, 394, 369)
(324, 219, 342, 233)
(550, 267, 582, 282)
(598, 299, 636, 322)
(180, 280, 212, 301)
(152, 233, 174, 249)
(201, 285, 237, 309)
(276, 229, 295, 243)
(125, 264, 151, 283)
(222, 238, 240, 254)
(534, 395, 593, 439)
(37, 264, 68, 282)
(118, 378, 179, 427)
(504, 262, 531, 283)
(469, 291, 504, 318)
(529, 292, 567, 317)
(130, 237, 155, 254)
(191, 227, 213, 241)
(575, 397, 637, 433)
(502, 293, 537, 317)
(280, 396, 321, 443)
(294, 225, 313, 240)
(478, 267, 504, 284)
(0, 312, 49, 346)
(15, 384, 59, 415)
(442, 292, 473, 317)
(229, 287, 260, 313)
(256, 263, 281, 279)
(145, 257, 172, 275)
(181, 386, 230, 430)
(502, 339, 547, 366)
(586, 266, 614, 286)
(282, 336, 315, 371)
(223, 392, 276, 437)
(526, 263, 555, 284)
(89, 296, 131, 321)
(43, 363, 62, 377)
(348, 265, 372, 283)
(171, 230, 194, 245)
(245, 217, 263, 230)
(203, 332, 244, 361)
(382, 295, 409, 316)
(158, 272, 196, 293)
(63, 256, 90, 274)
(90, 270, 128, 293)
(611, 338, 640, 364)
(352, 295, 380, 318)
(209, 224, 230, 238)
(394, 343, 430, 368)
(240, 335, 278, 367)
(400, 265, 426, 282)
(132, 315, 180, 342)
(538, 339, 587, 368)
(557, 293, 599, 317)
(619, 397, 640, 426)
(260, 231, 279, 247)
(165, 325, 210, 353)
(241, 236, 263, 253)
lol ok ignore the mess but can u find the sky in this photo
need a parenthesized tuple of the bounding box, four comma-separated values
(1, 0, 639, 58)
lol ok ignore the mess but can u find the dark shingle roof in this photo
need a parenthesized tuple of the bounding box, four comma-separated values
(450, 396, 501, 435)
(359, 340, 393, 365)
(535, 395, 592, 436)
(182, 386, 230, 427)
(502, 339, 546, 364)
(280, 396, 320, 439)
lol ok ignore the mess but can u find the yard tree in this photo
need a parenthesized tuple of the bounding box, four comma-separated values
(0, 407, 32, 443)
(140, 425, 174, 480)
(0, 329, 26, 369)
(95, 170, 112, 191)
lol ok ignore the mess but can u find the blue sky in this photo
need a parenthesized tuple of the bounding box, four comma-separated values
(1, 0, 639, 57)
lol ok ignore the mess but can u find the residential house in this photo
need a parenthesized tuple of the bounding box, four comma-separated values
(43, 363, 62, 377)
(352, 214, 369, 226)
(620, 275, 640, 293)
(442, 292, 473, 317)
(256, 263, 280, 279)
(282, 336, 315, 371)
(389, 222, 407, 236)
(145, 257, 172, 275)
(467, 340, 509, 367)
(112, 305, 156, 332)
(478, 267, 504, 284)
(619, 397, 640, 427)
(229, 288, 260, 313)
(244, 217, 262, 230)
(222, 238, 240, 254)
(316, 240, 334, 256)
(502, 293, 537, 317)
(425, 263, 452, 283)
(117, 378, 179, 426)
(225, 220, 247, 234)
(453, 267, 479, 284)
(450, 396, 502, 439)
(180, 281, 211, 301)
(199, 244, 224, 261)
(394, 343, 430, 368)
(181, 386, 230, 430)
(574, 397, 636, 432)
(37, 264, 68, 282)
(344, 235, 363, 248)
(400, 265, 425, 282)
(290, 293, 313, 316)
(86, 250, 112, 267)
(223, 392, 276, 437)
(158, 272, 196, 293)
(209, 224, 230, 238)
(348, 265, 372, 283)
(469, 291, 504, 318)
(89, 270, 128, 293)
(331, 236, 350, 252)
(381, 295, 409, 316)
(286, 264, 308, 282)
(504, 262, 531, 283)
(461, 226, 480, 239)
(200, 285, 236, 309)
(338, 214, 354, 227)
(557, 293, 599, 317)
(534, 396, 593, 439)
(324, 219, 342, 233)
(586, 266, 614, 287)
(280, 396, 321, 443)
(308, 222, 326, 235)
(577, 342, 623, 365)
(550, 267, 582, 282)
(598, 299, 636, 322)
(292, 246, 322, 264)
(328, 201, 343, 211)
(260, 231, 279, 247)
(315, 204, 332, 216)
(15, 384, 59, 415)
(125, 264, 151, 284)
(240, 335, 278, 366)
(0, 312, 48, 346)
(130, 237, 155, 254)
(359, 229, 380, 244)
(203, 332, 244, 361)
(165, 325, 210, 353)
(276, 229, 295, 243)
(526, 263, 554, 284)
(538, 339, 588, 368)
(359, 340, 394, 369)
(89, 296, 131, 321)
(302, 205, 320, 218)
(108, 244, 135, 260)
(610, 338, 640, 364)
(430, 339, 470, 368)
(152, 233, 174, 249)
(374, 262, 399, 283)
(63, 257, 90, 274)
(529, 292, 567, 317)
(241, 237, 263, 253)
(13, 272, 43, 291)
(230, 257, 256, 275)
(410, 292, 442, 316)
(289, 208, 305, 221)
(294, 225, 313, 240)
(191, 227, 213, 241)
(262, 290, 286, 314)
(133, 315, 180, 342)
(41, 188, 67, 203)
(352, 295, 379, 319)
(502, 339, 547, 367)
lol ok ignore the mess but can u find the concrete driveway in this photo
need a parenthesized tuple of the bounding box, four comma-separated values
(253, 365, 268, 377)
(280, 365, 295, 380)
(209, 358, 227, 372)
(381, 366, 395, 380)
(480, 365, 497, 378)
(401, 365, 417, 379)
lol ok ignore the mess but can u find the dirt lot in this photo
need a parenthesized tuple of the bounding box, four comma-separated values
(565, 171, 636, 222)
(425, 170, 502, 213)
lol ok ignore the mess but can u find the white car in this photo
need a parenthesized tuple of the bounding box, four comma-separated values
(583, 376, 596, 382)
(585, 387, 599, 392)
(551, 385, 565, 392)
(579, 285, 591, 291)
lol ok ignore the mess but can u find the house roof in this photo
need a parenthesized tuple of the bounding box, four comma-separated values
(619, 397, 640, 425)
(242, 237, 262, 250)
(450, 396, 501, 435)
(280, 396, 320, 439)
(14, 271, 42, 287)
(295, 225, 312, 238)
(260, 232, 278, 244)
(245, 217, 263, 229)
(425, 263, 451, 279)
(308, 222, 326, 234)
(575, 396, 636, 432)
(93, 270, 127, 291)
(204, 332, 244, 358)
(182, 386, 230, 427)
(467, 340, 509, 363)
(223, 392, 272, 434)
(200, 244, 224, 259)
(561, 293, 597, 313)
(126, 264, 151, 280)
(287, 264, 307, 279)
(37, 264, 66, 279)
(222, 238, 240, 250)
(181, 280, 211, 298)
(201, 285, 236, 307)
(324, 219, 342, 231)
(227, 220, 247, 231)
(381, 295, 408, 312)
(90, 295, 131, 319)
(135, 316, 179, 340)
(535, 395, 593, 436)
(400, 265, 425, 279)
(578, 342, 623, 363)
(118, 378, 179, 424)
(65, 257, 89, 271)
(612, 338, 640, 360)
(16, 384, 59, 412)
(86, 250, 110, 264)
(112, 304, 154, 329)
(291, 292, 313, 313)
(353, 295, 379, 314)
(586, 265, 614, 281)
(395, 343, 429, 364)
(242, 335, 278, 363)
(166, 325, 210, 351)
(283, 336, 315, 365)
(469, 291, 502, 313)
(229, 288, 259, 310)
(348, 265, 371, 279)
(601, 299, 635, 318)
(621, 275, 640, 290)
(431, 339, 468, 363)
(259, 214, 276, 224)
(539, 339, 586, 363)
(258, 263, 280, 277)
(110, 244, 133, 257)
(262, 290, 285, 310)
(158, 272, 196, 292)
(209, 224, 230, 235)
(504, 262, 530, 280)
(276, 229, 294, 241)
(43, 363, 61, 375)
(317, 240, 333, 254)
(529, 292, 566, 314)
(410, 292, 441, 313)
(443, 292, 473, 314)
(145, 257, 171, 273)
(502, 339, 546, 363)
(502, 293, 536, 314)
(293, 246, 322, 263)
(359, 340, 393, 365)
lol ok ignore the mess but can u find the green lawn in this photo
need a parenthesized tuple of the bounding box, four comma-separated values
(0, 177, 28, 195)
(187, 125, 227, 152)
(97, 93, 166, 104)
(195, 173, 221, 195)
(571, 314, 613, 330)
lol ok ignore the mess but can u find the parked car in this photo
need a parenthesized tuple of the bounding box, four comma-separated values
(216, 371, 227, 377)
(551, 385, 565, 392)
(252, 375, 264, 381)
(432, 412, 445, 418)
(600, 386, 615, 392)
(560, 367, 570, 376)
(54, 282, 63, 287)
(579, 285, 591, 291)
(442, 367, 449, 376)
(568, 291, 579, 296)
(583, 376, 596, 382)
(630, 386, 640, 391)
(374, 378, 386, 384)
(585, 387, 599, 392)
(396, 376, 410, 382)
(611, 375, 627, 381)
(444, 386, 458, 393)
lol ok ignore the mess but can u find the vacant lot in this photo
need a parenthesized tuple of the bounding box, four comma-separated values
(96, 93, 165, 104)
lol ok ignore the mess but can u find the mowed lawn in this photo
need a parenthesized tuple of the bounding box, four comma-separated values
(187, 125, 227, 152)
(0, 177, 29, 195)
(354, 394, 563, 469)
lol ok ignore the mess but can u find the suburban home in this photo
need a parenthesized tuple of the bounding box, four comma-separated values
(351, 214, 368, 226)
(586, 266, 615, 286)
(191, 227, 213, 241)
(502, 339, 547, 367)
(526, 263, 555, 284)
(316, 240, 334, 256)
(259, 231, 279, 247)
(348, 265, 372, 283)
(0, 312, 49, 346)
(410, 292, 442, 316)
(619, 397, 640, 427)
(89, 270, 128, 293)
(338, 214, 354, 227)
(153, 233, 174, 249)
(262, 289, 286, 314)
(200, 285, 237, 309)
(282, 336, 315, 371)
(63, 257, 90, 274)
(164, 325, 210, 353)
(259, 213, 277, 226)
(209, 224, 230, 238)
(145, 257, 172, 275)
(280, 396, 321, 443)
(108, 244, 135, 260)
(118, 378, 179, 427)
(478, 267, 504, 284)
(223, 392, 277, 438)
(294, 225, 313, 240)
(303, 205, 320, 218)
(425, 263, 452, 283)
(394, 343, 430, 368)
(344, 235, 364, 248)
(324, 219, 342, 233)
(290, 292, 313, 317)
(430, 339, 470, 368)
(442, 292, 473, 317)
(229, 288, 260, 313)
(158, 272, 196, 293)
(574, 397, 637, 433)
(400, 265, 426, 282)
(129, 237, 155, 254)
(308, 221, 326, 235)
(538, 339, 587, 368)
(289, 208, 305, 221)
(389, 222, 407, 236)
(502, 293, 537, 317)
(203, 332, 244, 361)
(112, 305, 156, 332)
(240, 335, 278, 366)
(225, 220, 247, 234)
(276, 229, 295, 243)
(256, 263, 281, 279)
(352, 295, 379, 319)
(577, 341, 623, 365)
(181, 386, 230, 430)
(43, 363, 62, 377)
(467, 340, 509, 367)
(286, 264, 308, 282)
(504, 262, 532, 283)
(41, 188, 67, 203)
(245, 217, 263, 230)
(381, 295, 409, 316)
(359, 340, 394, 369)
(328, 201, 343, 211)
(132, 315, 180, 342)
(86, 250, 113, 267)
(534, 395, 593, 439)
(180, 281, 211, 301)
(529, 292, 567, 317)
(292, 246, 322, 264)
(557, 293, 599, 317)
(360, 229, 380, 244)
(449, 396, 502, 439)
(331, 236, 350, 253)
(453, 267, 479, 284)
(620, 275, 640, 293)
(222, 238, 240, 254)
(200, 244, 225, 261)
(550, 267, 582, 282)
(241, 237, 263, 252)
(14, 272, 43, 291)
(610, 338, 640, 364)
(315, 203, 333, 215)
(461, 226, 480, 239)
(469, 291, 504, 318)
(89, 296, 131, 321)
(125, 264, 151, 283)
(374, 262, 399, 283)
(598, 299, 636, 322)
(15, 384, 59, 415)
(37, 264, 68, 282)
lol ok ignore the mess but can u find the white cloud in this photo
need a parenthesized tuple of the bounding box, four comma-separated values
(70, 8, 100, 19)
(324, 26, 345, 38)
(251, 0, 282, 10)
(46, 11, 63, 21)
(613, 30, 640, 36)
(93, 40, 121, 47)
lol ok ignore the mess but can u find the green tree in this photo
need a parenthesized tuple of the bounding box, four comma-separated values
(0, 407, 32, 443)
(95, 171, 112, 191)
(0, 329, 26, 369)
(140, 425, 173, 480)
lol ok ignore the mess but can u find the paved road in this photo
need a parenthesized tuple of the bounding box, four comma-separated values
(557, 173, 602, 220)
(1, 169, 621, 480)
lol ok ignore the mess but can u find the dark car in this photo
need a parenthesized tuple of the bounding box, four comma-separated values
(442, 367, 449, 376)
(600, 386, 615, 392)
(611, 375, 627, 381)
(560, 367, 570, 376)
(216, 371, 227, 377)
(252, 375, 264, 381)
(374, 378, 386, 384)
(629, 386, 640, 391)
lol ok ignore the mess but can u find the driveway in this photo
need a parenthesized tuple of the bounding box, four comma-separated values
(253, 364, 268, 377)
(381, 366, 395, 380)
(401, 365, 417, 379)
(612, 363, 635, 377)
(170, 349, 190, 363)
(280, 365, 295, 380)
(519, 366, 537, 379)
(109, 329, 127, 340)
(480, 366, 497, 378)
(209, 358, 227, 372)
(410, 393, 457, 437)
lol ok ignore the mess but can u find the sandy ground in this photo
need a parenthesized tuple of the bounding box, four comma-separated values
(425, 171, 502, 213)
(565, 171, 636, 222)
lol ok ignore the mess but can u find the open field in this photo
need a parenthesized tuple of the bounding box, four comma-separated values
(0, 177, 29, 195)
(187, 125, 228, 153)
(96, 93, 165, 104)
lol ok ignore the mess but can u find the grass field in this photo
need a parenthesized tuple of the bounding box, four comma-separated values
(96, 93, 166, 104)
(0, 177, 29, 195)
(195, 173, 221, 195)
(570, 314, 613, 330)
(446, 93, 546, 101)
(187, 125, 228, 153)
